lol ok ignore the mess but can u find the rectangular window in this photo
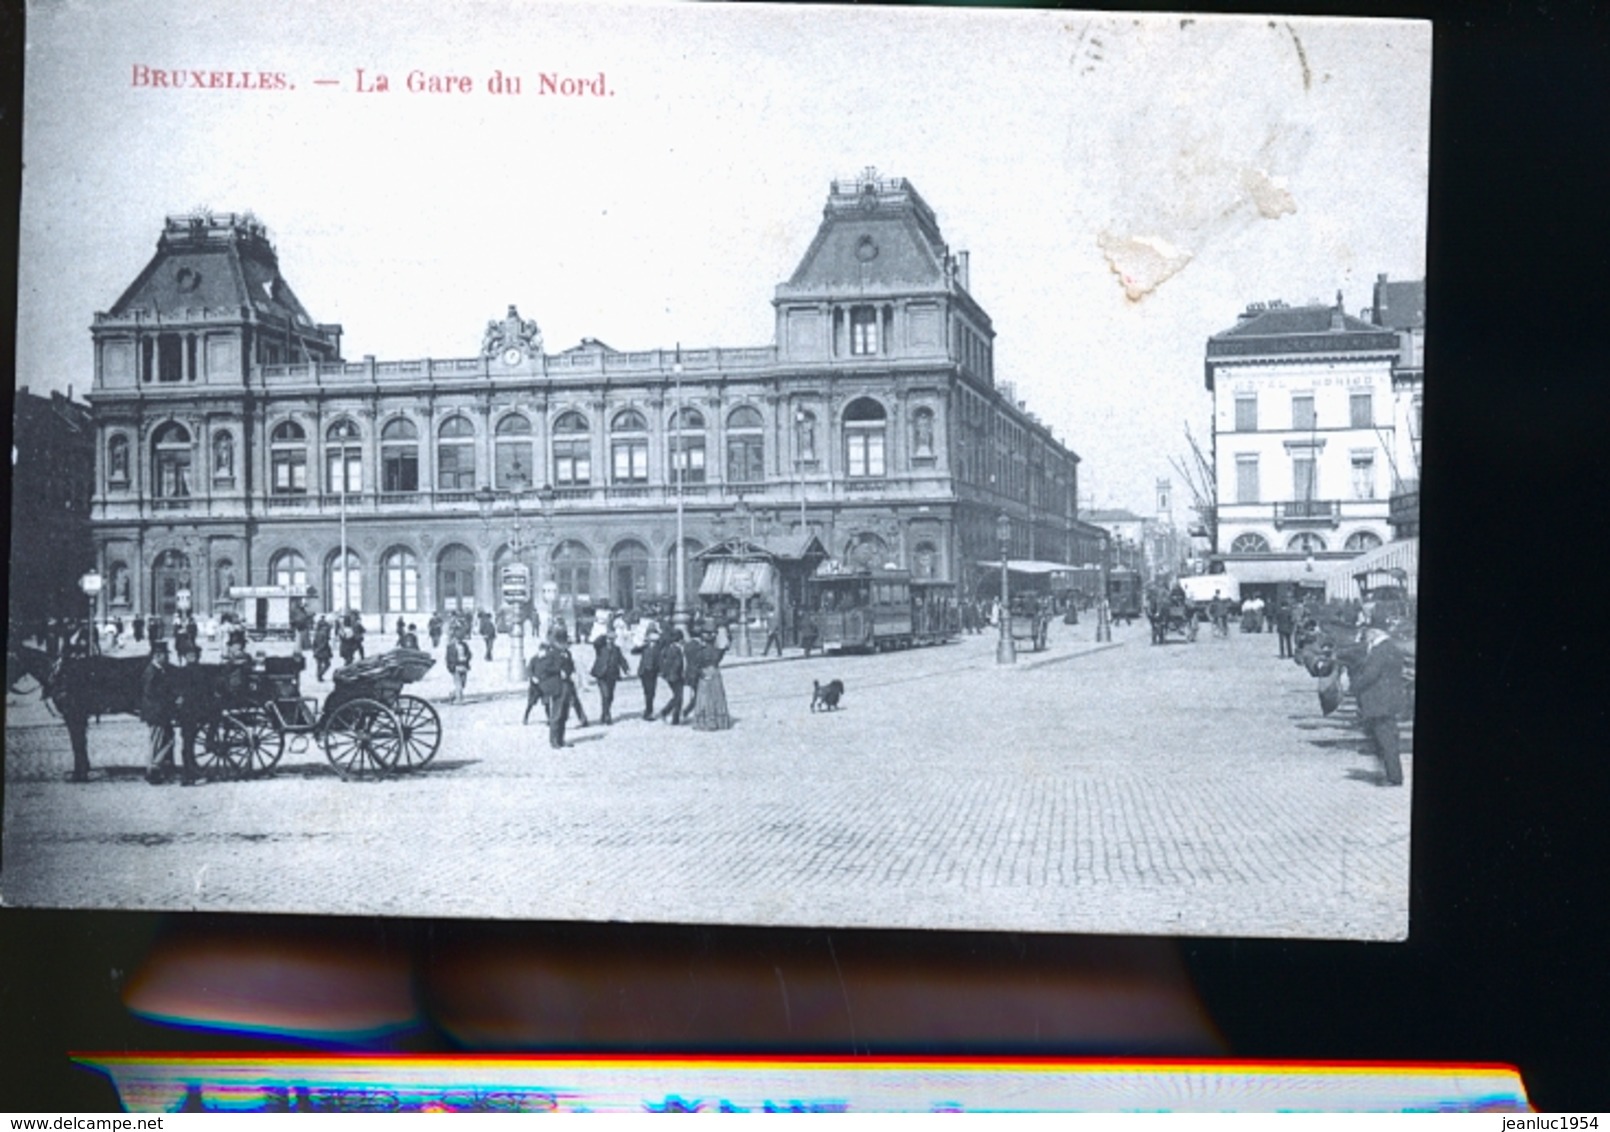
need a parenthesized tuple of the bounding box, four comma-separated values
(847, 432, 886, 478)
(1235, 395, 1258, 432)
(612, 440, 648, 483)
(1350, 392, 1373, 429)
(1235, 455, 1259, 504)
(1292, 394, 1316, 432)
(727, 437, 765, 483)
(326, 450, 362, 493)
(383, 449, 418, 492)
(669, 439, 706, 484)
(272, 451, 306, 494)
(1293, 454, 1318, 502)
(850, 307, 878, 356)
(1410, 395, 1423, 439)
(437, 445, 475, 490)
(1351, 452, 1376, 500)
(554, 441, 591, 486)
(386, 563, 419, 613)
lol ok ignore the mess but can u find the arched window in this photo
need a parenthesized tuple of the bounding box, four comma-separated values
(843, 397, 887, 478)
(437, 544, 477, 612)
(726, 405, 764, 484)
(151, 549, 192, 616)
(610, 409, 648, 484)
(1230, 533, 1271, 554)
(326, 418, 363, 494)
(1344, 530, 1383, 553)
(270, 420, 307, 495)
(382, 547, 420, 614)
(106, 434, 130, 485)
(668, 407, 706, 485)
(495, 414, 533, 490)
(911, 407, 936, 461)
(381, 418, 419, 493)
(327, 548, 362, 613)
(609, 540, 651, 610)
(552, 411, 591, 486)
(551, 540, 593, 612)
(846, 531, 890, 570)
(271, 549, 308, 589)
(1287, 532, 1328, 554)
(151, 422, 193, 498)
(436, 415, 476, 490)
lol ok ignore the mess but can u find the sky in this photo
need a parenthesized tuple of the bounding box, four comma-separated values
(16, 0, 1429, 515)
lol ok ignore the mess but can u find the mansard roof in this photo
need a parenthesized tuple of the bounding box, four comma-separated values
(1204, 296, 1400, 388)
(777, 172, 975, 309)
(105, 212, 322, 327)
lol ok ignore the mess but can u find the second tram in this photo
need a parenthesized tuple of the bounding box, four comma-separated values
(805, 564, 958, 653)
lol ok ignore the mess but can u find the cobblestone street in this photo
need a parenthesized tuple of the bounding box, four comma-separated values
(3, 623, 1410, 939)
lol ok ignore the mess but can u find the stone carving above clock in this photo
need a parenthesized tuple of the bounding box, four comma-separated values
(481, 304, 543, 363)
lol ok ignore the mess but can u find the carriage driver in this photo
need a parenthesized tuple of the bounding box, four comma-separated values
(170, 643, 210, 786)
(141, 642, 177, 785)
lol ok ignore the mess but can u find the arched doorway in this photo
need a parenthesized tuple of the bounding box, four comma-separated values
(551, 540, 593, 622)
(437, 544, 477, 612)
(610, 540, 651, 612)
(151, 549, 192, 618)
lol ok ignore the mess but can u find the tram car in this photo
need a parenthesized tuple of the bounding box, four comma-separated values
(1106, 568, 1145, 625)
(805, 563, 958, 652)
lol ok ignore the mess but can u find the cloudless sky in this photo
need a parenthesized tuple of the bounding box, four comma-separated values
(17, 0, 1428, 514)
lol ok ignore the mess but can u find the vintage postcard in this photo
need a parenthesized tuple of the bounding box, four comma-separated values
(6, 1, 1429, 938)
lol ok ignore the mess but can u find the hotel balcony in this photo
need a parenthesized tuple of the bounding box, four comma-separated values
(1272, 499, 1341, 528)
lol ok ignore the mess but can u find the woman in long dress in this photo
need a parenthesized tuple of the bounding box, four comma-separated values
(690, 632, 732, 731)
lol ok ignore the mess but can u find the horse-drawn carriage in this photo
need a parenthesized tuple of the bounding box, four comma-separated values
(1146, 590, 1200, 644)
(1009, 594, 1053, 652)
(202, 648, 442, 779)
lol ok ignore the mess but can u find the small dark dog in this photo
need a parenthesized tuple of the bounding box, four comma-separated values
(810, 678, 845, 712)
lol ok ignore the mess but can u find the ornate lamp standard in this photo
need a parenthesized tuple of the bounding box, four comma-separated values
(996, 512, 1016, 665)
(78, 569, 103, 654)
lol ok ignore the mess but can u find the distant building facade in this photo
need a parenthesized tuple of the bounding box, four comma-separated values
(10, 387, 96, 627)
(1204, 292, 1405, 594)
(1367, 273, 1425, 539)
(86, 175, 1092, 628)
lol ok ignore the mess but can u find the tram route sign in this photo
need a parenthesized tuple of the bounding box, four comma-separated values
(500, 565, 530, 603)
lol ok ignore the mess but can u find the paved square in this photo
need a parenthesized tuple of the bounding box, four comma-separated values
(3, 623, 1410, 939)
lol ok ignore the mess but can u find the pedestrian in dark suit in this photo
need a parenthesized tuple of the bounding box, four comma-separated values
(530, 642, 571, 748)
(1275, 601, 1295, 658)
(1347, 612, 1407, 786)
(656, 630, 687, 724)
(525, 641, 558, 726)
(638, 622, 663, 720)
(171, 645, 211, 786)
(141, 643, 176, 784)
(761, 607, 784, 657)
(590, 634, 631, 725)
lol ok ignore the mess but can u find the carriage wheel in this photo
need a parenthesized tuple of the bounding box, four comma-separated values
(389, 694, 442, 771)
(321, 698, 403, 779)
(206, 708, 285, 778)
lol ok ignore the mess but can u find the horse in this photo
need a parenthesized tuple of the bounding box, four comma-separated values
(9, 643, 154, 781)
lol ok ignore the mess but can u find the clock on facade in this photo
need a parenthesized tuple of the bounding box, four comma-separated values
(502, 347, 523, 367)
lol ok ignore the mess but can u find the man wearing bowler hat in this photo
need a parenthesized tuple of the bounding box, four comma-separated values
(1347, 607, 1407, 787)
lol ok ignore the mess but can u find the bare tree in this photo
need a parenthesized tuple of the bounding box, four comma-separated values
(1169, 420, 1217, 555)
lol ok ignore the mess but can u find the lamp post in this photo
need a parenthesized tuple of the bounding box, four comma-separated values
(78, 569, 103, 655)
(996, 512, 1016, 665)
(794, 407, 809, 532)
(672, 348, 691, 637)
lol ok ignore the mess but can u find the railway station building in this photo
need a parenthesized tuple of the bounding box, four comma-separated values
(85, 174, 1089, 635)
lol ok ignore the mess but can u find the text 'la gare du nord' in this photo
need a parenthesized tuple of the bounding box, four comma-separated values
(130, 66, 611, 97)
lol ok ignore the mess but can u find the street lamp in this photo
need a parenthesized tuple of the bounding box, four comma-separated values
(78, 569, 103, 654)
(996, 512, 1016, 665)
(794, 407, 810, 532)
(672, 347, 691, 638)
